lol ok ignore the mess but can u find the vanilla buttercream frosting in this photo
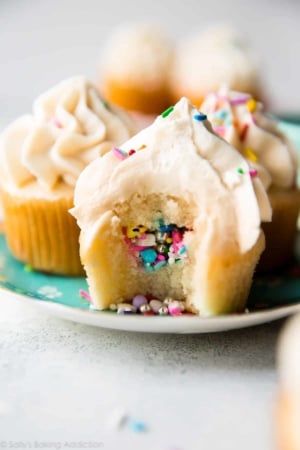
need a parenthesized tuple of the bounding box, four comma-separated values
(0, 76, 134, 189)
(170, 27, 260, 101)
(73, 97, 271, 255)
(201, 88, 298, 191)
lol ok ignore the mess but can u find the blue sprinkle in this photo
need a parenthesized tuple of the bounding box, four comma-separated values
(193, 113, 207, 121)
(128, 419, 147, 433)
(140, 248, 157, 263)
(215, 110, 227, 119)
(178, 246, 187, 255)
(144, 263, 154, 272)
(154, 261, 167, 270)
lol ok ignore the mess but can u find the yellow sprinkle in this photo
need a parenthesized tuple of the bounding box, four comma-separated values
(244, 148, 258, 163)
(139, 144, 147, 150)
(247, 98, 257, 113)
(138, 226, 147, 234)
(126, 225, 148, 238)
(126, 226, 139, 238)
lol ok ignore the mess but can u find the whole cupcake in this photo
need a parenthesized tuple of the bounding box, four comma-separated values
(201, 88, 300, 272)
(170, 26, 262, 108)
(98, 23, 174, 119)
(72, 98, 271, 315)
(0, 76, 134, 275)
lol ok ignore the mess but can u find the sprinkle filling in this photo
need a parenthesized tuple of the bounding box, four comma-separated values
(123, 218, 188, 272)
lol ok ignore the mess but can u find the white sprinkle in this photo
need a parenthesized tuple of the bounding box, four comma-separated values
(106, 406, 128, 430)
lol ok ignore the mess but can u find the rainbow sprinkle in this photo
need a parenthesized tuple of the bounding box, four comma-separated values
(161, 106, 174, 118)
(79, 289, 92, 303)
(193, 113, 207, 121)
(239, 124, 249, 142)
(124, 218, 189, 272)
(229, 96, 250, 106)
(249, 169, 258, 178)
(243, 148, 258, 163)
(112, 147, 127, 160)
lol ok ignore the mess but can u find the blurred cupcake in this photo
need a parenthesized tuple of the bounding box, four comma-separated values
(0, 76, 134, 275)
(201, 88, 300, 272)
(170, 26, 262, 108)
(98, 23, 174, 120)
(276, 313, 300, 450)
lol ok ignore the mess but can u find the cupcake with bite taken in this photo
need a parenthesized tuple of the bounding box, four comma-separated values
(72, 97, 271, 315)
(0, 76, 135, 275)
(201, 88, 300, 272)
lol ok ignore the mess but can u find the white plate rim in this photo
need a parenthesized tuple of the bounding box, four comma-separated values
(1, 285, 300, 334)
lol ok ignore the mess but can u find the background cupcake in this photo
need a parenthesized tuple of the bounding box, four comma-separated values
(0, 76, 134, 276)
(98, 23, 174, 124)
(170, 26, 263, 108)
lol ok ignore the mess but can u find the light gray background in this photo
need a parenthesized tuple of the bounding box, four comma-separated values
(0, 0, 300, 122)
(0, 1, 299, 448)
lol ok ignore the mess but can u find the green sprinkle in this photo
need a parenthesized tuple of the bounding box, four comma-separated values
(24, 264, 33, 272)
(102, 100, 110, 111)
(237, 167, 244, 174)
(161, 106, 174, 118)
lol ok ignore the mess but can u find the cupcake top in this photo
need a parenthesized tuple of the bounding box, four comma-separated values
(100, 23, 174, 91)
(201, 88, 298, 190)
(73, 97, 271, 255)
(278, 313, 300, 396)
(170, 26, 260, 104)
(0, 76, 134, 190)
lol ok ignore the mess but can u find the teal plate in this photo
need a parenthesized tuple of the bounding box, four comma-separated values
(0, 119, 300, 333)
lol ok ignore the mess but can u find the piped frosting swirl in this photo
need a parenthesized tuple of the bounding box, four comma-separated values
(0, 76, 134, 189)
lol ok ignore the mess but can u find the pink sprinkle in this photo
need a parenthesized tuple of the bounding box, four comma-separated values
(172, 231, 182, 243)
(112, 147, 127, 160)
(51, 118, 63, 128)
(230, 96, 250, 106)
(157, 254, 166, 261)
(79, 289, 92, 303)
(168, 301, 182, 316)
(214, 126, 226, 134)
(249, 169, 258, 178)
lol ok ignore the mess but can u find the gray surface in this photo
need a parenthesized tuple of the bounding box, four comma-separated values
(0, 298, 284, 450)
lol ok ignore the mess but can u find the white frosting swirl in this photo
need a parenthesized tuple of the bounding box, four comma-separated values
(0, 77, 134, 189)
(73, 97, 271, 255)
(201, 88, 298, 190)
